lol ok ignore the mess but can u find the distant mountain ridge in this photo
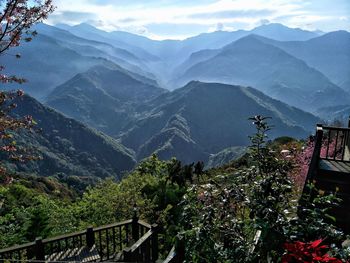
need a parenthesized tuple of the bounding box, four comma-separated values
(316, 105, 350, 124)
(118, 81, 320, 163)
(46, 64, 166, 136)
(5, 22, 348, 110)
(11, 95, 136, 181)
(2, 24, 159, 98)
(251, 31, 350, 92)
(3, 21, 348, 169)
(45, 78, 320, 164)
(174, 35, 350, 112)
(55, 22, 326, 87)
(58, 22, 321, 60)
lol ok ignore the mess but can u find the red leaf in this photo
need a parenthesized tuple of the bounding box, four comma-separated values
(310, 239, 323, 248)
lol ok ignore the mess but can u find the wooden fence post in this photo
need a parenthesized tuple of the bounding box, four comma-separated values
(34, 237, 45, 261)
(132, 207, 139, 242)
(86, 227, 95, 248)
(314, 125, 324, 161)
(175, 236, 185, 263)
(299, 124, 324, 214)
(151, 224, 159, 262)
(123, 247, 135, 262)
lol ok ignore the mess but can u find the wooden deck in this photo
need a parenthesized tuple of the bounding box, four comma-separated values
(319, 159, 350, 174)
(302, 123, 350, 234)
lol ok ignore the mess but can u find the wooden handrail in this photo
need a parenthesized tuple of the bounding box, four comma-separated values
(123, 224, 159, 262)
(138, 219, 152, 229)
(322, 126, 350, 132)
(161, 246, 176, 263)
(0, 218, 154, 262)
(93, 219, 132, 231)
(42, 230, 86, 243)
(127, 230, 152, 253)
(0, 241, 35, 254)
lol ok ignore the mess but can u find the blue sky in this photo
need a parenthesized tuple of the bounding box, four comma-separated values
(47, 0, 350, 40)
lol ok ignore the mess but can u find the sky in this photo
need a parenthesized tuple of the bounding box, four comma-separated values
(47, 0, 350, 40)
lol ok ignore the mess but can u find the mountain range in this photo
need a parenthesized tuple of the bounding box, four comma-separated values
(2, 24, 157, 99)
(119, 81, 319, 163)
(251, 31, 350, 92)
(54, 22, 324, 87)
(46, 76, 319, 163)
(2, 22, 349, 178)
(3, 23, 349, 112)
(174, 34, 349, 112)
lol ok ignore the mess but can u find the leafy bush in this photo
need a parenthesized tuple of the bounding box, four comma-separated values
(177, 116, 348, 262)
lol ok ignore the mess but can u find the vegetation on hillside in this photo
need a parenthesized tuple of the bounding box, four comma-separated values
(1, 116, 349, 262)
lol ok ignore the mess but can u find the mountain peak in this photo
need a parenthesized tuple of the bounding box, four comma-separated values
(222, 34, 270, 51)
(75, 22, 96, 29)
(73, 23, 103, 33)
(254, 23, 289, 30)
(252, 23, 318, 41)
(253, 23, 313, 33)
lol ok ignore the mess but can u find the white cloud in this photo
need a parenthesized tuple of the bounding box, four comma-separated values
(46, 0, 350, 39)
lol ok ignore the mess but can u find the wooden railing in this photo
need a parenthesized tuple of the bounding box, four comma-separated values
(319, 126, 350, 162)
(303, 124, 324, 186)
(300, 120, 350, 202)
(0, 217, 158, 263)
(123, 224, 158, 262)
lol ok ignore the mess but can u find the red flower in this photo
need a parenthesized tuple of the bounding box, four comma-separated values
(282, 239, 344, 263)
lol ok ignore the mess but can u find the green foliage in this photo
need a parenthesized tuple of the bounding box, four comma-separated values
(290, 184, 344, 242)
(0, 182, 62, 246)
(0, 117, 348, 262)
(180, 178, 255, 262)
(246, 116, 294, 261)
(177, 116, 348, 263)
(23, 205, 51, 241)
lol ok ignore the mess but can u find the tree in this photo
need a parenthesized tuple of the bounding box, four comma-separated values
(0, 1, 54, 51)
(0, 0, 54, 180)
(194, 161, 204, 182)
(24, 206, 52, 241)
(181, 163, 194, 184)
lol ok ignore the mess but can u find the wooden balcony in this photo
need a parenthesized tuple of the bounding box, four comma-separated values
(303, 121, 350, 233)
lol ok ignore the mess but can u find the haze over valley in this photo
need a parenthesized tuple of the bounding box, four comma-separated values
(2, 20, 350, 176)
